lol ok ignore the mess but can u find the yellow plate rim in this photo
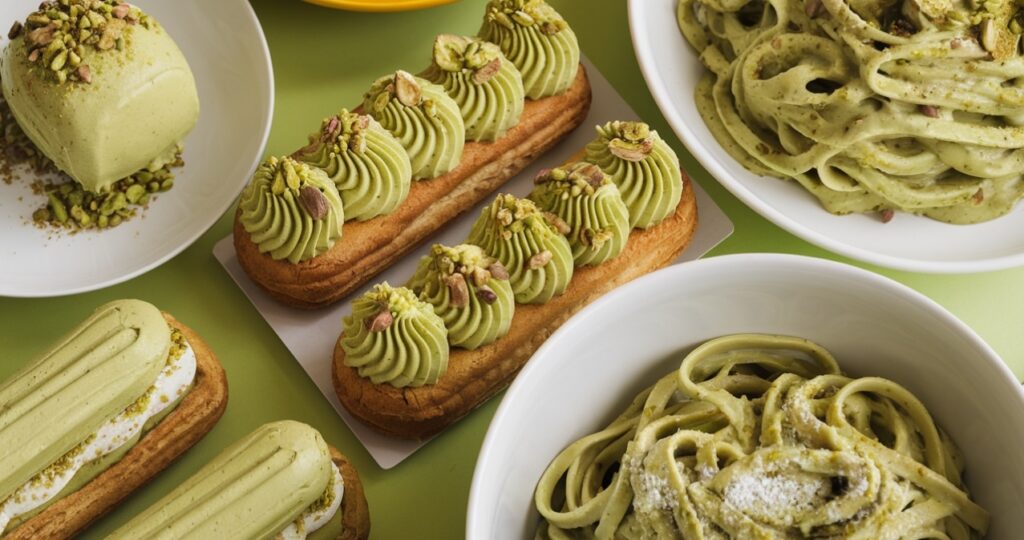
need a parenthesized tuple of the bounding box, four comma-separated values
(301, 0, 458, 12)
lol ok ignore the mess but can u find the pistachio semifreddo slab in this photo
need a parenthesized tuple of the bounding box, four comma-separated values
(0, 0, 198, 193)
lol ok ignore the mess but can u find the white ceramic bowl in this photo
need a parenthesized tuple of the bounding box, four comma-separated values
(628, 0, 1024, 273)
(467, 254, 1024, 539)
(0, 0, 272, 296)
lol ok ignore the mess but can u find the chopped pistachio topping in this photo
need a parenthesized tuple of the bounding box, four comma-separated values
(485, 0, 569, 34)
(293, 109, 371, 158)
(29, 151, 180, 231)
(12, 0, 154, 85)
(0, 80, 184, 231)
(598, 120, 655, 162)
(534, 162, 610, 199)
(432, 34, 502, 77)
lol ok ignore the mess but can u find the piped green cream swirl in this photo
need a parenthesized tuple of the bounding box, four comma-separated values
(529, 162, 630, 266)
(467, 194, 573, 304)
(363, 70, 465, 180)
(292, 109, 412, 221)
(341, 283, 449, 388)
(478, 0, 580, 99)
(422, 34, 525, 142)
(239, 156, 344, 264)
(585, 121, 683, 229)
(407, 244, 514, 350)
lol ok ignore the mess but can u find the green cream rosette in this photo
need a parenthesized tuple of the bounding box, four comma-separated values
(407, 243, 515, 350)
(293, 109, 412, 221)
(585, 120, 683, 229)
(341, 283, 449, 388)
(238, 156, 344, 264)
(467, 193, 573, 304)
(529, 162, 630, 266)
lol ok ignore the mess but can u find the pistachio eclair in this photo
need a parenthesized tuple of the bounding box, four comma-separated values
(233, 0, 591, 310)
(0, 299, 227, 539)
(109, 421, 369, 540)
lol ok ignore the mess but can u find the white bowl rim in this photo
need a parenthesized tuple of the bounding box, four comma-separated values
(1, 0, 275, 297)
(626, 0, 1024, 274)
(466, 252, 1024, 537)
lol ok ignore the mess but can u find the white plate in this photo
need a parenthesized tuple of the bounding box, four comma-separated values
(214, 58, 735, 469)
(628, 0, 1024, 274)
(468, 254, 1024, 538)
(0, 0, 273, 296)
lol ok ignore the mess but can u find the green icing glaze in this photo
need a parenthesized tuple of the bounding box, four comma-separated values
(585, 121, 683, 229)
(342, 283, 449, 388)
(478, 0, 579, 99)
(238, 156, 344, 264)
(422, 34, 524, 142)
(293, 109, 411, 221)
(529, 162, 630, 266)
(363, 70, 464, 180)
(0, 299, 169, 502)
(408, 244, 515, 350)
(467, 193, 573, 304)
(108, 421, 333, 539)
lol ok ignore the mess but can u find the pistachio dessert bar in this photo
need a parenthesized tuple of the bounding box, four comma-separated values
(109, 421, 370, 540)
(332, 121, 698, 438)
(0, 299, 227, 539)
(233, 0, 592, 309)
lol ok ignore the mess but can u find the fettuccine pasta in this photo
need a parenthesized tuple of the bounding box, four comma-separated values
(677, 0, 1024, 223)
(534, 334, 989, 539)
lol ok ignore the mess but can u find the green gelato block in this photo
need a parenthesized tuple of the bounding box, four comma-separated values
(0, 1, 198, 193)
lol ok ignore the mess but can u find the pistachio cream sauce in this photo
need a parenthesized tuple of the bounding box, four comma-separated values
(238, 156, 345, 264)
(292, 109, 412, 222)
(342, 283, 450, 388)
(535, 334, 990, 538)
(108, 421, 345, 540)
(529, 162, 630, 266)
(677, 0, 1024, 222)
(423, 34, 525, 142)
(585, 121, 682, 229)
(0, 299, 195, 534)
(467, 194, 573, 304)
(408, 243, 515, 350)
(478, 0, 579, 99)
(0, 0, 199, 193)
(363, 70, 465, 180)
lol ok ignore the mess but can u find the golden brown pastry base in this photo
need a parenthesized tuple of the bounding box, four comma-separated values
(332, 447, 370, 540)
(234, 65, 593, 309)
(6, 314, 229, 540)
(332, 174, 698, 439)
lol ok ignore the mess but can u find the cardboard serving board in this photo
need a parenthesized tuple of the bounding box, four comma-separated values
(214, 58, 734, 469)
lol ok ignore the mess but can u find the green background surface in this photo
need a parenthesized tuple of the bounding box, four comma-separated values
(1, 0, 1022, 538)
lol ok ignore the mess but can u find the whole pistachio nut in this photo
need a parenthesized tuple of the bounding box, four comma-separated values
(433, 33, 468, 72)
(527, 250, 553, 269)
(8, 21, 23, 39)
(476, 286, 498, 304)
(298, 185, 329, 220)
(74, 61, 91, 80)
(488, 262, 510, 280)
(473, 57, 502, 84)
(366, 308, 394, 332)
(394, 70, 422, 107)
(542, 211, 571, 235)
(608, 138, 652, 162)
(447, 272, 470, 308)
